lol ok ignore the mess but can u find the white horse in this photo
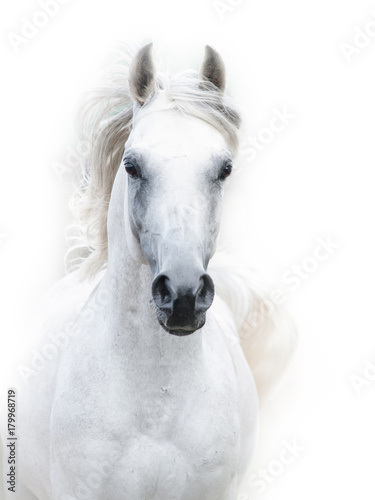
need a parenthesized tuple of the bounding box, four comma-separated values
(1, 44, 296, 500)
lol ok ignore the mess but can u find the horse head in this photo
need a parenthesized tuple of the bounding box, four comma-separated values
(123, 44, 239, 336)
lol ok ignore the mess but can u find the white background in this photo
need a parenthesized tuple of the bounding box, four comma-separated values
(1, 0, 375, 498)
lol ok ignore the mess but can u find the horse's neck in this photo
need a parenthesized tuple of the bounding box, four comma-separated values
(96, 167, 204, 374)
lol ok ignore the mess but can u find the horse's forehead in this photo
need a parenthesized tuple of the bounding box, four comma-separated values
(129, 109, 227, 158)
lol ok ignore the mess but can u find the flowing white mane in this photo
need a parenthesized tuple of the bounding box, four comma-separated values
(66, 48, 242, 279)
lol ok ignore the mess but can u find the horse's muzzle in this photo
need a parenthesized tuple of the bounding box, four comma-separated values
(152, 273, 215, 336)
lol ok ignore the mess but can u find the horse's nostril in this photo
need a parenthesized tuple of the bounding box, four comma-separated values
(195, 274, 215, 313)
(152, 271, 215, 333)
(152, 274, 174, 315)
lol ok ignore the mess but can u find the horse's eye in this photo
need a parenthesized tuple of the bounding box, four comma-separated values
(124, 161, 140, 179)
(219, 164, 232, 181)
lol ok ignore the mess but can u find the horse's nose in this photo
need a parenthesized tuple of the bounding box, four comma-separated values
(151, 273, 215, 334)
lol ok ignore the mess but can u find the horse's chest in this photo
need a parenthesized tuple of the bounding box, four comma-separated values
(103, 431, 238, 500)
(84, 389, 239, 500)
(111, 371, 240, 460)
(53, 363, 242, 499)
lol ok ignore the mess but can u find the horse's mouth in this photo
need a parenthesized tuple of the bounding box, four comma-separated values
(158, 321, 203, 336)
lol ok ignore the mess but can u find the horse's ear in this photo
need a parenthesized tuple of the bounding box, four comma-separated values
(200, 45, 226, 92)
(129, 43, 157, 105)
